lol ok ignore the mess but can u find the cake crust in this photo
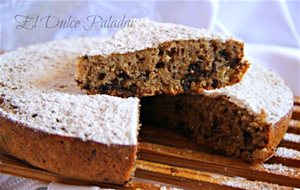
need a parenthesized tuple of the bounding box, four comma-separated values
(0, 115, 137, 184)
(252, 108, 292, 163)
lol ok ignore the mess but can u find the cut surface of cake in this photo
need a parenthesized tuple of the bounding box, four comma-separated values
(141, 65, 293, 163)
(76, 19, 249, 98)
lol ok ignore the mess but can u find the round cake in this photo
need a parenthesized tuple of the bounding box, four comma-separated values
(0, 37, 293, 185)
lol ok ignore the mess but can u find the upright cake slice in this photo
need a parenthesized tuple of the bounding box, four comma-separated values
(76, 19, 249, 97)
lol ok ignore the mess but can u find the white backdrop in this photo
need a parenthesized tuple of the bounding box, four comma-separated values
(0, 1, 300, 189)
(1, 1, 299, 49)
(1, 0, 299, 94)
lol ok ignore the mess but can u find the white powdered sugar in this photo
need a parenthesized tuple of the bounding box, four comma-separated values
(275, 147, 300, 159)
(87, 18, 240, 56)
(262, 163, 300, 177)
(0, 37, 139, 145)
(204, 63, 293, 124)
(283, 133, 300, 143)
(219, 176, 286, 190)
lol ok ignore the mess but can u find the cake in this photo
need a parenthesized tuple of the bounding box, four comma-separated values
(141, 64, 293, 163)
(76, 19, 249, 98)
(0, 38, 140, 184)
(0, 40, 293, 184)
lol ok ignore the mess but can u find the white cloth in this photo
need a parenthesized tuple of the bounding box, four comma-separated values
(0, 1, 299, 189)
(0, 174, 47, 190)
(47, 182, 105, 190)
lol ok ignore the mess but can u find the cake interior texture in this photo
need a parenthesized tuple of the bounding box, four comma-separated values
(76, 19, 249, 98)
(141, 95, 271, 163)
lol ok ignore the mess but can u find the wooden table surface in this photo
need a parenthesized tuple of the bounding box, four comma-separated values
(1, 97, 300, 189)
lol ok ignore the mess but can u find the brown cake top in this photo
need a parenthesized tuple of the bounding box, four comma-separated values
(0, 37, 140, 146)
(86, 18, 241, 56)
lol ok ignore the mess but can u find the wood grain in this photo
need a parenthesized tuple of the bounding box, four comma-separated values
(1, 97, 300, 189)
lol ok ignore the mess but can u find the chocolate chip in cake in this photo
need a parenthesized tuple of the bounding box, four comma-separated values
(82, 83, 91, 90)
(244, 132, 252, 145)
(181, 75, 197, 91)
(155, 62, 165, 69)
(189, 61, 205, 77)
(91, 149, 97, 156)
(98, 85, 111, 92)
(212, 79, 219, 88)
(98, 73, 106, 80)
(219, 49, 228, 58)
(129, 84, 137, 93)
(230, 58, 239, 68)
(144, 70, 151, 78)
(138, 57, 145, 62)
(118, 71, 130, 81)
(158, 48, 164, 56)
(166, 47, 176, 57)
(118, 84, 137, 97)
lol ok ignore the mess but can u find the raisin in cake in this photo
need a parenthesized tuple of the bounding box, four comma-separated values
(76, 19, 249, 97)
(0, 38, 140, 184)
(141, 64, 293, 163)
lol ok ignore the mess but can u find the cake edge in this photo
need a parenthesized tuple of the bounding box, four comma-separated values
(251, 107, 293, 163)
(0, 114, 138, 185)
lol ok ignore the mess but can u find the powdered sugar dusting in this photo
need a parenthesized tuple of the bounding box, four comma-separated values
(275, 147, 300, 159)
(283, 133, 300, 143)
(204, 64, 293, 124)
(262, 163, 300, 177)
(220, 177, 288, 190)
(0, 37, 139, 145)
(87, 18, 240, 56)
(212, 173, 288, 189)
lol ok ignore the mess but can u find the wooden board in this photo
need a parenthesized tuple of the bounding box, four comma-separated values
(1, 97, 300, 189)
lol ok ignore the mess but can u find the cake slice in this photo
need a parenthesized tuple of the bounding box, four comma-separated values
(141, 64, 293, 163)
(76, 19, 249, 98)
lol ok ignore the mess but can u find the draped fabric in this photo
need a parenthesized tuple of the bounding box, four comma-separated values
(0, 1, 299, 189)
